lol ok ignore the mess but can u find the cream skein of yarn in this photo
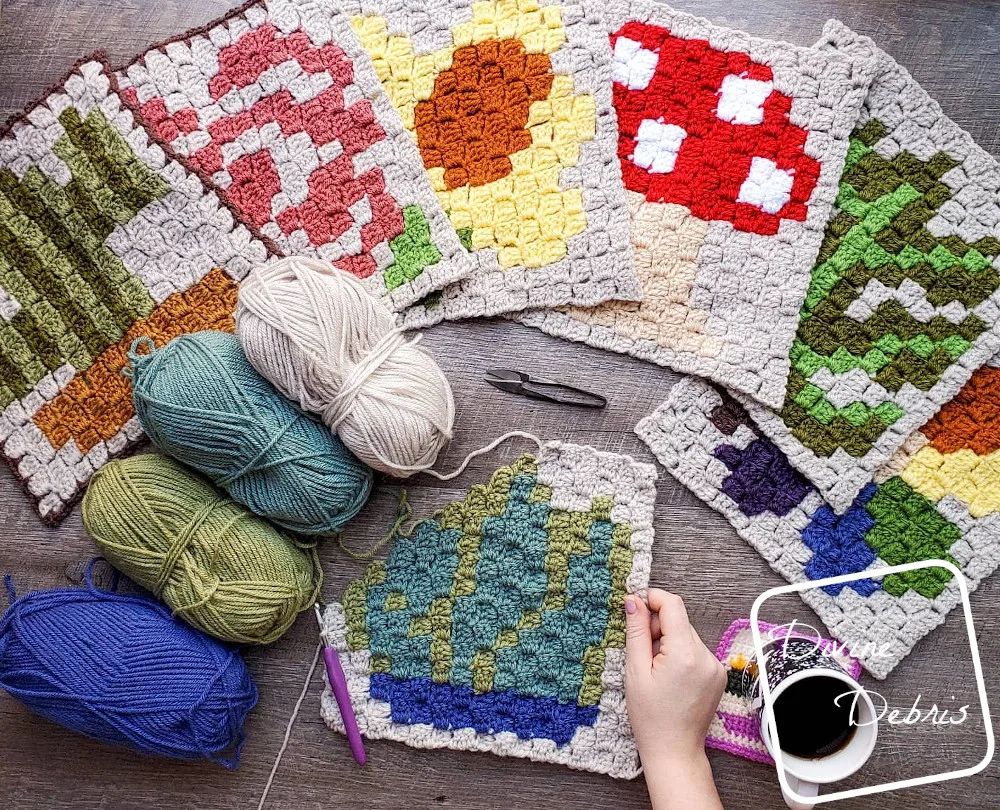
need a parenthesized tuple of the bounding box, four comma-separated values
(235, 257, 455, 477)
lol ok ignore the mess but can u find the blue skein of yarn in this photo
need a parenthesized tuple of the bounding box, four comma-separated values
(0, 564, 257, 767)
(127, 330, 373, 536)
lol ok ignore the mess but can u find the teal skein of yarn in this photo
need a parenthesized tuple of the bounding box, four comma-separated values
(127, 330, 373, 536)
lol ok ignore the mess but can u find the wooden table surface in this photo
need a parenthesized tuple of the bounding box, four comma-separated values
(2, 1, 999, 808)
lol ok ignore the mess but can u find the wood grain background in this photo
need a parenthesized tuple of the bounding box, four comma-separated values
(1, 1, 999, 808)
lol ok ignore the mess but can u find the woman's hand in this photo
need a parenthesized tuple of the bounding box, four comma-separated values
(624, 588, 726, 810)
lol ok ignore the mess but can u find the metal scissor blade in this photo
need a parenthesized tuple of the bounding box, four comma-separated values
(484, 369, 530, 395)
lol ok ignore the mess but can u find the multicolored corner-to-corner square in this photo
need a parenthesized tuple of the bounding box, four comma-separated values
(637, 366, 1000, 679)
(0, 56, 273, 523)
(740, 24, 1000, 515)
(321, 442, 657, 778)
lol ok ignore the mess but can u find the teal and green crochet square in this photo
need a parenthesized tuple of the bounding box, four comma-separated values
(320, 442, 657, 778)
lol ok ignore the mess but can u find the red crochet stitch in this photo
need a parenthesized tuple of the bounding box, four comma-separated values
(123, 23, 405, 278)
(611, 21, 821, 236)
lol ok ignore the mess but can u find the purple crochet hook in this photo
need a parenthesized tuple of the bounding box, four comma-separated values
(315, 605, 366, 765)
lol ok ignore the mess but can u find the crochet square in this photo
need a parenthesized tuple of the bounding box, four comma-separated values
(736, 22, 1000, 513)
(320, 441, 656, 778)
(519, 1, 878, 409)
(0, 56, 273, 523)
(341, 0, 640, 326)
(707, 619, 861, 764)
(116, 0, 474, 312)
(636, 368, 1000, 679)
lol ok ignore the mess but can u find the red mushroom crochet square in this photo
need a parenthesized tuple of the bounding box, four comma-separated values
(522, 1, 878, 410)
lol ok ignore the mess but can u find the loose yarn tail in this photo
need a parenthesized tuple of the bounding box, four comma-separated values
(256, 642, 322, 810)
(424, 431, 543, 481)
(338, 489, 412, 561)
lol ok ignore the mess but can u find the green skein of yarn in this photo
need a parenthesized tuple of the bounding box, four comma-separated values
(126, 330, 373, 536)
(83, 454, 322, 645)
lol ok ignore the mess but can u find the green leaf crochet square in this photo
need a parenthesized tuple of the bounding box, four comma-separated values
(779, 123, 1000, 460)
(0, 106, 164, 407)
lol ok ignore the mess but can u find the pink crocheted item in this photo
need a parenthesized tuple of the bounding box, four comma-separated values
(707, 618, 862, 764)
(115, 0, 473, 312)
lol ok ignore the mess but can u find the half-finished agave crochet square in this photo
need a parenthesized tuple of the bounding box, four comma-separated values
(116, 0, 474, 312)
(320, 441, 656, 778)
(0, 56, 272, 523)
(520, 1, 877, 409)
(707, 619, 861, 764)
(737, 22, 1000, 513)
(343, 0, 640, 326)
(636, 371, 1000, 679)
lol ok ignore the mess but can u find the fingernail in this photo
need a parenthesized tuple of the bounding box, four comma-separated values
(624, 597, 636, 615)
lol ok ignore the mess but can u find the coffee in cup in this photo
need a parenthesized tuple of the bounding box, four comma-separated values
(743, 637, 878, 809)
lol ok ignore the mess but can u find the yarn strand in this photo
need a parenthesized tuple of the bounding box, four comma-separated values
(424, 431, 543, 481)
(338, 490, 413, 561)
(256, 642, 322, 810)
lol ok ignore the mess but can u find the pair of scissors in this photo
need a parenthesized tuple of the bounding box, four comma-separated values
(484, 370, 607, 408)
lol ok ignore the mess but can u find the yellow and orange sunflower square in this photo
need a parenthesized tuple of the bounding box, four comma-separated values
(344, 0, 640, 325)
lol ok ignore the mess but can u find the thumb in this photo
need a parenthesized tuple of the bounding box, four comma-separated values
(624, 594, 653, 672)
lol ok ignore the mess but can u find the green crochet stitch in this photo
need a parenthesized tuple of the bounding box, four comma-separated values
(0, 105, 165, 406)
(385, 206, 443, 291)
(782, 120, 1000, 459)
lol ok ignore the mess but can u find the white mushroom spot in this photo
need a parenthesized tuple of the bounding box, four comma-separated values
(631, 119, 687, 174)
(612, 36, 659, 91)
(716, 74, 774, 125)
(737, 157, 795, 214)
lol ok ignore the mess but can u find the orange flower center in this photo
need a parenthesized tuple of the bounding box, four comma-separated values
(415, 38, 554, 190)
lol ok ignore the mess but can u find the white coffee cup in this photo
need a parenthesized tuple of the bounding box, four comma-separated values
(745, 639, 878, 809)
